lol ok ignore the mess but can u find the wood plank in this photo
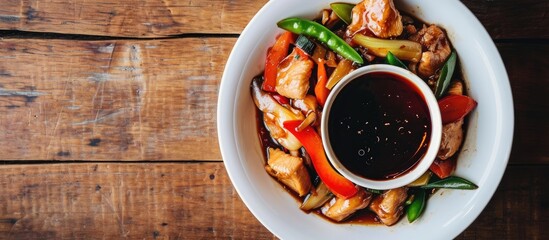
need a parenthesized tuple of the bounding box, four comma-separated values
(461, 0, 549, 39)
(0, 163, 545, 239)
(0, 0, 547, 38)
(0, 0, 268, 37)
(0, 38, 233, 160)
(0, 163, 276, 239)
(498, 43, 549, 165)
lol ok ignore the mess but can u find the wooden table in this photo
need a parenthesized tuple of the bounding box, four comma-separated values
(0, 0, 547, 239)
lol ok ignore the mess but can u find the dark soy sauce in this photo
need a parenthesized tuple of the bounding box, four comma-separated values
(328, 72, 431, 180)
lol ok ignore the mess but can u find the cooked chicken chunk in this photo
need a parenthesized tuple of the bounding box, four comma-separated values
(347, 0, 403, 38)
(409, 25, 451, 78)
(265, 148, 312, 196)
(369, 187, 408, 226)
(321, 189, 372, 222)
(438, 117, 464, 160)
(275, 49, 314, 99)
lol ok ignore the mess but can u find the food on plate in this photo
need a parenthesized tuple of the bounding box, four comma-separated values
(250, 0, 478, 225)
(369, 187, 408, 225)
(265, 148, 312, 196)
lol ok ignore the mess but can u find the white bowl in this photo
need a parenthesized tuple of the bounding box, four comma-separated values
(217, 0, 514, 239)
(321, 65, 442, 190)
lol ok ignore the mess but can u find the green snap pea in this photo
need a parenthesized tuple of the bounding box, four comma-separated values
(434, 51, 457, 98)
(421, 176, 478, 190)
(277, 17, 364, 64)
(385, 51, 408, 69)
(406, 189, 426, 223)
(330, 2, 355, 25)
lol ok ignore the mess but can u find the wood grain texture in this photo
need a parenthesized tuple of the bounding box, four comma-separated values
(0, 38, 233, 160)
(0, 0, 545, 239)
(0, 163, 545, 239)
(0, 0, 547, 39)
(0, 0, 267, 37)
(0, 163, 276, 239)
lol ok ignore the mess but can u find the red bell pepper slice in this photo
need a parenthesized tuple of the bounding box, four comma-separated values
(429, 157, 456, 179)
(439, 95, 477, 124)
(314, 59, 330, 107)
(263, 31, 295, 92)
(272, 93, 290, 106)
(283, 120, 358, 199)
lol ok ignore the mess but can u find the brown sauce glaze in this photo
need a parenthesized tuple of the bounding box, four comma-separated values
(328, 72, 431, 180)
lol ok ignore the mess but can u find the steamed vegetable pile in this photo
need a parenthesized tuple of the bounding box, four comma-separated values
(251, 0, 477, 225)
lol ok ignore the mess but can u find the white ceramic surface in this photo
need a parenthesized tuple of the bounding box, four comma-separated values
(321, 65, 442, 190)
(217, 0, 514, 239)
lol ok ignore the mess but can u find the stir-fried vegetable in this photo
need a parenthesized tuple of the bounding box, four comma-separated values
(311, 43, 328, 64)
(277, 17, 364, 64)
(352, 34, 422, 62)
(251, 78, 304, 151)
(315, 60, 330, 107)
(429, 158, 456, 179)
(407, 171, 432, 187)
(385, 51, 408, 69)
(301, 181, 334, 211)
(325, 59, 354, 89)
(295, 35, 316, 56)
(406, 189, 426, 223)
(263, 32, 295, 92)
(434, 51, 457, 98)
(439, 95, 477, 124)
(422, 176, 478, 190)
(365, 188, 383, 194)
(284, 120, 358, 199)
(330, 2, 355, 25)
(296, 111, 317, 132)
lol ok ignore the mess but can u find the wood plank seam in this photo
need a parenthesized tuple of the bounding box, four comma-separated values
(0, 30, 240, 40)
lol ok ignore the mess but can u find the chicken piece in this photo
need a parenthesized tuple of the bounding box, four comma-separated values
(265, 148, 312, 197)
(275, 49, 314, 99)
(369, 187, 408, 226)
(438, 118, 464, 160)
(409, 25, 451, 78)
(321, 189, 372, 222)
(346, 0, 403, 38)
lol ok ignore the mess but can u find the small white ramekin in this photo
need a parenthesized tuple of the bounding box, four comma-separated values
(321, 64, 442, 190)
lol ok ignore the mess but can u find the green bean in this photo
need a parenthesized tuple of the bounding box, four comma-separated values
(421, 176, 478, 190)
(277, 17, 364, 64)
(434, 51, 457, 98)
(385, 51, 408, 69)
(330, 2, 355, 25)
(406, 189, 426, 223)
